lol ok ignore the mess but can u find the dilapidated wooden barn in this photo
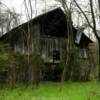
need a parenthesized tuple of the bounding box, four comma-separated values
(0, 7, 94, 82)
(0, 8, 93, 62)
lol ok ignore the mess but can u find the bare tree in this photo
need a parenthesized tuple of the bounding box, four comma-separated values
(23, 0, 42, 86)
(0, 1, 20, 35)
(55, 0, 99, 81)
(73, 0, 100, 79)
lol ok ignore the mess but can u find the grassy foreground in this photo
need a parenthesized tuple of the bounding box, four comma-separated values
(0, 82, 100, 100)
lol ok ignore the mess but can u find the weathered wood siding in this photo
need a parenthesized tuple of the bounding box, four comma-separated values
(13, 23, 66, 63)
(13, 23, 40, 54)
(40, 36, 66, 62)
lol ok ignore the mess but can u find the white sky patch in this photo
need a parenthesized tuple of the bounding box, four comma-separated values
(2, 0, 60, 22)
(2, 0, 23, 13)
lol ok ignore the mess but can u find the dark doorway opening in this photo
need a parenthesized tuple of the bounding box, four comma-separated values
(42, 63, 63, 82)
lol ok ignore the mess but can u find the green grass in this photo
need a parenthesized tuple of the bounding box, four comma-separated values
(0, 82, 100, 100)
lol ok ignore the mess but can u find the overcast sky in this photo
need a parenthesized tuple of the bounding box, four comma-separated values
(1, 0, 59, 22)
(2, 0, 23, 13)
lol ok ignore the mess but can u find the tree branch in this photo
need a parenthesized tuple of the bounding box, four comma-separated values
(73, 0, 93, 29)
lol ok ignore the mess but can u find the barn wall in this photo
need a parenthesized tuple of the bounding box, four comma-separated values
(40, 36, 66, 62)
(13, 23, 40, 54)
(12, 23, 67, 63)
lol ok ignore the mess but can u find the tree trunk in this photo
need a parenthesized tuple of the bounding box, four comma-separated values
(98, 40, 100, 78)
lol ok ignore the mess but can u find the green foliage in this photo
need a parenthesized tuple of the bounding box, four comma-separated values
(64, 47, 81, 81)
(29, 53, 45, 85)
(0, 43, 17, 70)
(9, 53, 45, 84)
(31, 53, 44, 69)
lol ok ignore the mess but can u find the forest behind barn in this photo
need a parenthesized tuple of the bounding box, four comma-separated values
(0, 0, 100, 100)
